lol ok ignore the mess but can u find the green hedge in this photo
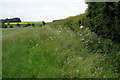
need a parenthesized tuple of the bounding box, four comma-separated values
(85, 2, 120, 42)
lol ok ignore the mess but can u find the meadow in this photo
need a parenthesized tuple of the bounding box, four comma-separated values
(2, 25, 120, 78)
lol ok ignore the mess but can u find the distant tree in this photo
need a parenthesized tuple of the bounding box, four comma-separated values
(5, 18, 9, 23)
(24, 23, 31, 27)
(42, 21, 46, 25)
(16, 23, 20, 27)
(4, 17, 21, 23)
(7, 22, 10, 26)
(31, 24, 35, 27)
(27, 23, 31, 26)
(9, 25, 13, 28)
(13, 18, 21, 22)
(4, 25, 8, 28)
(1, 20, 7, 28)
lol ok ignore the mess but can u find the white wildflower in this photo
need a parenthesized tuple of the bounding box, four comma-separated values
(59, 31, 61, 33)
(81, 38, 84, 41)
(55, 48, 58, 51)
(76, 70, 79, 73)
(36, 44, 39, 47)
(30, 40, 32, 42)
(98, 41, 101, 44)
(80, 26, 84, 29)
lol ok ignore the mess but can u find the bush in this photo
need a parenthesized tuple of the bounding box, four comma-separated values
(23, 23, 31, 27)
(42, 21, 46, 25)
(16, 23, 20, 27)
(31, 24, 35, 27)
(9, 25, 13, 28)
(3, 25, 8, 28)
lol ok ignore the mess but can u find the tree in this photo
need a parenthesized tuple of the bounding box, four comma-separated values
(16, 23, 20, 27)
(9, 25, 13, 28)
(4, 17, 21, 23)
(42, 21, 46, 25)
(1, 20, 7, 28)
(31, 24, 35, 27)
(24, 23, 31, 27)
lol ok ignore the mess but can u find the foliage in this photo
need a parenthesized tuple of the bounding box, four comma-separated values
(3, 18, 21, 23)
(9, 25, 13, 28)
(16, 23, 21, 27)
(4, 22, 43, 28)
(86, 2, 120, 42)
(31, 24, 35, 27)
(1, 20, 7, 28)
(23, 23, 31, 27)
(42, 21, 46, 25)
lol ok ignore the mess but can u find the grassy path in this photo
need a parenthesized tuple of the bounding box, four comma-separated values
(2, 26, 120, 78)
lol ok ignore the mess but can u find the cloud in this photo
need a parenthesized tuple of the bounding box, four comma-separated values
(0, 0, 87, 22)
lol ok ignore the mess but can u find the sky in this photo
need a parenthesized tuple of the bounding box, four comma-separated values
(0, 0, 88, 22)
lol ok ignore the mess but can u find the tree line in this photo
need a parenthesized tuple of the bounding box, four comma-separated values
(1, 18, 46, 28)
(1, 17, 21, 28)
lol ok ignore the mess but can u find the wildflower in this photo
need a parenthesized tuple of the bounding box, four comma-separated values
(98, 41, 101, 44)
(80, 26, 84, 29)
(30, 40, 32, 42)
(49, 37, 53, 40)
(86, 28, 89, 31)
(81, 38, 84, 41)
(59, 31, 61, 33)
(76, 70, 79, 73)
(36, 44, 38, 47)
(55, 48, 58, 51)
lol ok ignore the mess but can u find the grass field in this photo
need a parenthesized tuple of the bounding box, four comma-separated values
(2, 26, 120, 78)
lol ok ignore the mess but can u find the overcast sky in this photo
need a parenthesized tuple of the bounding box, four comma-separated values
(0, 0, 87, 22)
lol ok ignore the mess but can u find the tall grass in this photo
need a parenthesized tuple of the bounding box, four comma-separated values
(2, 26, 120, 78)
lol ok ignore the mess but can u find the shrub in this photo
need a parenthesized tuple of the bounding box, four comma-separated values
(31, 24, 35, 27)
(23, 23, 31, 27)
(16, 23, 20, 27)
(3, 25, 7, 28)
(42, 21, 46, 25)
(9, 25, 13, 28)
